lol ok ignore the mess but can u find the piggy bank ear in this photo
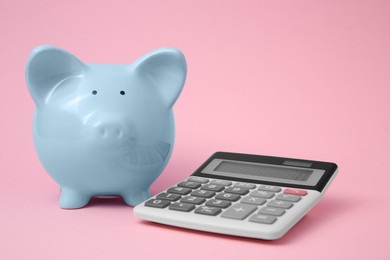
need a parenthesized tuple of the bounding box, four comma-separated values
(26, 46, 85, 106)
(134, 48, 187, 107)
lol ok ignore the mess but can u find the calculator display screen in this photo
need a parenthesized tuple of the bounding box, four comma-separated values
(202, 159, 325, 186)
(215, 161, 313, 181)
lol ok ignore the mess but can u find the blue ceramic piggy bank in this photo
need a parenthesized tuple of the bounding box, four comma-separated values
(26, 46, 186, 209)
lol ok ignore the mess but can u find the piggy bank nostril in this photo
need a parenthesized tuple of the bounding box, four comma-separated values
(115, 129, 123, 138)
(99, 128, 107, 137)
(95, 124, 125, 139)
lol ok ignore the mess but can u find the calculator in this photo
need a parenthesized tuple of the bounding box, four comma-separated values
(134, 152, 338, 240)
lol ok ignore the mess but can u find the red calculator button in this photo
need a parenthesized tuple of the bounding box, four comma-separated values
(284, 189, 307, 196)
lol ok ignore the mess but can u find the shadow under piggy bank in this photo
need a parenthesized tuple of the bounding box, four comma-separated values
(26, 46, 187, 209)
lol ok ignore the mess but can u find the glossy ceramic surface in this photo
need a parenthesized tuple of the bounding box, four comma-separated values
(25, 46, 187, 208)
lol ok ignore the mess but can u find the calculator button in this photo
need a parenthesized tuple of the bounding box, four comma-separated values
(156, 193, 181, 201)
(250, 190, 275, 199)
(167, 187, 192, 195)
(195, 206, 222, 216)
(234, 182, 256, 189)
(241, 196, 266, 206)
(221, 203, 257, 220)
(249, 214, 277, 224)
(187, 177, 209, 183)
(191, 190, 215, 198)
(215, 193, 241, 201)
(258, 185, 282, 192)
(268, 200, 293, 209)
(206, 199, 232, 208)
(180, 196, 206, 205)
(210, 179, 232, 186)
(225, 186, 250, 195)
(177, 181, 201, 189)
(276, 194, 301, 202)
(284, 188, 307, 196)
(201, 184, 225, 192)
(259, 207, 285, 216)
(145, 199, 171, 208)
(169, 202, 195, 212)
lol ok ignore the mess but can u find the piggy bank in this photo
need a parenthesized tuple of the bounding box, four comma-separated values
(26, 46, 186, 209)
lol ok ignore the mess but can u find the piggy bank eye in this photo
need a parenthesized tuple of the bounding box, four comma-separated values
(92, 90, 98, 95)
(120, 90, 125, 95)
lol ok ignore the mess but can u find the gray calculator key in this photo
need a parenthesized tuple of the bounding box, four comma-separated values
(221, 203, 257, 220)
(188, 177, 209, 183)
(268, 200, 293, 209)
(249, 214, 277, 224)
(234, 182, 256, 189)
(276, 194, 301, 202)
(167, 187, 192, 195)
(258, 185, 282, 192)
(191, 190, 215, 198)
(215, 192, 240, 201)
(201, 184, 225, 192)
(210, 179, 232, 186)
(206, 199, 232, 208)
(178, 181, 201, 189)
(169, 202, 195, 212)
(259, 207, 285, 216)
(180, 196, 206, 205)
(145, 199, 171, 208)
(156, 193, 181, 201)
(195, 206, 222, 216)
(225, 186, 250, 195)
(241, 196, 266, 206)
(250, 190, 275, 199)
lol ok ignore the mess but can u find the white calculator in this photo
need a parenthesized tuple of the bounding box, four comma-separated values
(134, 152, 338, 240)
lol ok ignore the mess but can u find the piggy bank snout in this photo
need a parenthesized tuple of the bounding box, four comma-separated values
(95, 121, 127, 140)
(86, 113, 132, 141)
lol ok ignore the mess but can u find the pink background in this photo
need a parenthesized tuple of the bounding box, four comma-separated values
(1, 0, 389, 259)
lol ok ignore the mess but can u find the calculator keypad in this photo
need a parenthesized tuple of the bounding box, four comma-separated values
(215, 193, 240, 201)
(225, 187, 250, 195)
(169, 202, 195, 212)
(206, 199, 232, 208)
(145, 199, 171, 208)
(195, 206, 221, 216)
(156, 193, 181, 201)
(258, 185, 282, 192)
(167, 187, 191, 195)
(221, 203, 257, 220)
(241, 196, 266, 206)
(178, 181, 201, 189)
(201, 184, 225, 192)
(180, 196, 206, 205)
(187, 177, 209, 183)
(259, 207, 285, 216)
(276, 194, 301, 202)
(284, 188, 307, 196)
(210, 180, 232, 186)
(249, 190, 275, 199)
(191, 190, 215, 198)
(144, 178, 308, 225)
(234, 182, 257, 189)
(267, 200, 293, 209)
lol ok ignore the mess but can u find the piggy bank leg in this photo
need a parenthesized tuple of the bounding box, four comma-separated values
(122, 190, 151, 206)
(59, 188, 91, 209)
